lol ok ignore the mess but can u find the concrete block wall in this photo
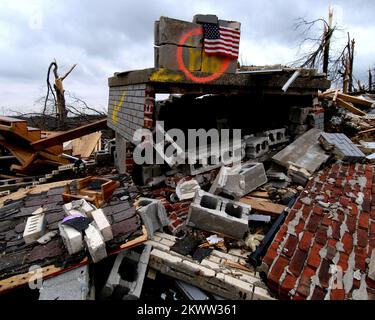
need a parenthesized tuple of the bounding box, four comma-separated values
(107, 84, 155, 142)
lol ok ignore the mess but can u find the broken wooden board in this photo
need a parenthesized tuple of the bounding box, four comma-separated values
(31, 118, 107, 151)
(147, 232, 274, 300)
(240, 196, 286, 216)
(64, 131, 102, 158)
(336, 98, 366, 116)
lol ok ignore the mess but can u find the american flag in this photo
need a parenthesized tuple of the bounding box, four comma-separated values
(203, 23, 240, 59)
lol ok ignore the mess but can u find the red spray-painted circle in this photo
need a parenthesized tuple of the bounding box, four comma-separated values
(177, 27, 230, 83)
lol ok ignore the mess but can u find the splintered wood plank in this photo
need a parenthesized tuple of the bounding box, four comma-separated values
(70, 131, 102, 158)
(336, 98, 366, 116)
(248, 191, 270, 199)
(337, 93, 373, 108)
(240, 196, 286, 216)
(31, 119, 107, 151)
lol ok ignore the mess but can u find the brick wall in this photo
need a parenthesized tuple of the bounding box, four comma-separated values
(107, 84, 155, 142)
(263, 163, 375, 300)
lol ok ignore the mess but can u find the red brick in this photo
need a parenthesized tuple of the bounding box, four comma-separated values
(355, 251, 366, 271)
(342, 233, 353, 253)
(274, 224, 288, 243)
(289, 249, 308, 277)
(283, 235, 298, 258)
(315, 227, 328, 245)
(363, 199, 371, 212)
(307, 243, 323, 269)
(302, 205, 312, 218)
(322, 216, 331, 227)
(280, 274, 297, 299)
(319, 259, 332, 288)
(370, 221, 375, 238)
(294, 201, 302, 210)
(327, 239, 338, 248)
(357, 228, 368, 248)
(263, 249, 277, 267)
(268, 256, 289, 292)
(366, 276, 375, 290)
(358, 212, 369, 230)
(311, 286, 327, 300)
(371, 207, 375, 220)
(313, 206, 323, 216)
(285, 209, 297, 224)
(340, 196, 350, 207)
(336, 209, 345, 222)
(292, 293, 306, 300)
(338, 253, 349, 272)
(305, 214, 321, 233)
(346, 215, 357, 234)
(295, 220, 305, 235)
(299, 231, 313, 252)
(331, 220, 342, 241)
(330, 289, 345, 300)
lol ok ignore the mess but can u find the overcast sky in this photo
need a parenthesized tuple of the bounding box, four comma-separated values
(0, 0, 374, 114)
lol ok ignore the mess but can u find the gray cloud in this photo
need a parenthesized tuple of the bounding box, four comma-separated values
(0, 0, 373, 113)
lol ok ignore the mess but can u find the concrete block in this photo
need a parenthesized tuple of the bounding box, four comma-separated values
(58, 164, 75, 171)
(91, 209, 113, 242)
(141, 165, 162, 185)
(369, 249, 375, 281)
(137, 198, 169, 239)
(201, 50, 237, 74)
(193, 14, 218, 24)
(155, 44, 202, 71)
(59, 223, 83, 255)
(319, 132, 366, 162)
(155, 16, 202, 47)
(23, 213, 46, 244)
(39, 265, 91, 300)
(221, 161, 268, 198)
(187, 190, 250, 240)
(218, 20, 241, 30)
(84, 224, 107, 263)
(264, 128, 289, 146)
(272, 128, 330, 174)
(115, 132, 128, 174)
(101, 245, 152, 300)
(63, 199, 96, 218)
(245, 135, 269, 158)
(289, 106, 312, 124)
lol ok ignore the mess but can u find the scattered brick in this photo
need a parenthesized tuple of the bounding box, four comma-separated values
(315, 227, 328, 245)
(268, 256, 289, 292)
(307, 243, 323, 269)
(299, 231, 314, 252)
(283, 235, 298, 258)
(289, 249, 308, 277)
(280, 274, 297, 299)
(358, 212, 369, 230)
(310, 286, 327, 300)
(357, 228, 368, 248)
(305, 214, 321, 233)
(330, 288, 345, 300)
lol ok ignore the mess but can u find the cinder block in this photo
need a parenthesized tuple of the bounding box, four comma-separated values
(23, 213, 46, 244)
(91, 209, 113, 242)
(289, 106, 312, 124)
(221, 161, 268, 198)
(63, 199, 96, 218)
(39, 265, 91, 300)
(155, 44, 202, 71)
(187, 190, 250, 240)
(59, 223, 83, 255)
(84, 224, 107, 263)
(245, 135, 269, 158)
(155, 16, 202, 47)
(193, 14, 218, 24)
(101, 245, 152, 300)
(264, 128, 289, 146)
(137, 198, 169, 239)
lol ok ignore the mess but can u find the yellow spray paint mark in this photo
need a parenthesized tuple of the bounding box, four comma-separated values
(150, 68, 184, 82)
(112, 91, 126, 124)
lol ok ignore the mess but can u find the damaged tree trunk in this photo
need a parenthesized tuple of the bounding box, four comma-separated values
(46, 60, 77, 127)
(322, 7, 333, 75)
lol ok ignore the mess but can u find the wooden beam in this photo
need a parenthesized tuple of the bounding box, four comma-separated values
(31, 119, 107, 151)
(240, 196, 286, 216)
(337, 93, 373, 108)
(336, 98, 366, 116)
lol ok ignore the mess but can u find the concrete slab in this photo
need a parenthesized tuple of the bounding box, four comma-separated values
(272, 128, 329, 173)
